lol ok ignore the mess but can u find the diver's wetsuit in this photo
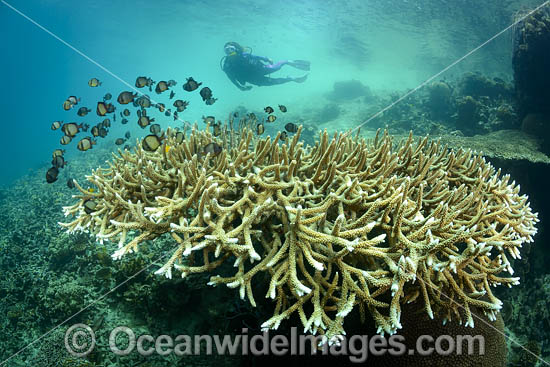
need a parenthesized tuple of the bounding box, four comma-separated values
(222, 52, 292, 90)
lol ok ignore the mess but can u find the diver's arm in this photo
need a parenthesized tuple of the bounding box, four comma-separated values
(228, 75, 252, 91)
(244, 53, 273, 64)
(260, 56, 273, 64)
(223, 61, 252, 90)
(256, 55, 270, 62)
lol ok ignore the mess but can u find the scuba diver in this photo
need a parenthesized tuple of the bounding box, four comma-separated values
(220, 41, 310, 91)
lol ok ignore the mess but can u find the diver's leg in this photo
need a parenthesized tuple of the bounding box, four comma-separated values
(252, 76, 292, 86)
(253, 75, 307, 86)
(263, 60, 289, 74)
(292, 74, 308, 83)
(287, 60, 311, 71)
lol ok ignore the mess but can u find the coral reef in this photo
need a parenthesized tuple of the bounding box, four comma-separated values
(317, 103, 341, 123)
(458, 72, 513, 100)
(456, 95, 481, 134)
(367, 73, 518, 137)
(60, 125, 538, 342)
(513, 8, 550, 155)
(426, 81, 453, 120)
(521, 113, 548, 137)
(453, 73, 517, 135)
(326, 79, 372, 101)
(0, 176, 240, 365)
(435, 129, 550, 164)
(513, 8, 550, 118)
(27, 328, 94, 367)
(356, 300, 507, 366)
(498, 273, 550, 364)
(250, 299, 508, 366)
(369, 92, 434, 135)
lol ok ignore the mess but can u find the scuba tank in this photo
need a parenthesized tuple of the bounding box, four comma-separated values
(220, 46, 253, 70)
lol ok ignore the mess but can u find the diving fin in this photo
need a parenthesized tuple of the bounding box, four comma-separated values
(289, 60, 310, 71)
(293, 74, 308, 83)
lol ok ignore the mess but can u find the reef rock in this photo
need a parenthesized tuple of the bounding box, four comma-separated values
(326, 79, 372, 101)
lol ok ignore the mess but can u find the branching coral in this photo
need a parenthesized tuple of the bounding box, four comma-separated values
(60, 125, 538, 342)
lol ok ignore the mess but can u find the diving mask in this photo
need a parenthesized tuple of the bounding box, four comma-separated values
(224, 45, 237, 56)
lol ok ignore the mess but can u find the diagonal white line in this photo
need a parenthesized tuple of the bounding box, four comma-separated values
(414, 274, 550, 365)
(2, 0, 549, 365)
(340, 2, 550, 359)
(0, 237, 179, 366)
(344, 0, 550, 138)
(0, 0, 193, 129)
(340, 6, 550, 361)
(0, 1, 193, 365)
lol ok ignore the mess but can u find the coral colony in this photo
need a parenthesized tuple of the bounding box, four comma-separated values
(60, 124, 538, 343)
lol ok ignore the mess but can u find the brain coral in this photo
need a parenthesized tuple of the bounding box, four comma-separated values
(60, 124, 538, 343)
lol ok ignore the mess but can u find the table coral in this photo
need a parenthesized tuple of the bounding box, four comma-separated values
(60, 125, 538, 342)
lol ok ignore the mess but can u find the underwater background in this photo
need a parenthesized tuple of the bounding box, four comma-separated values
(1, 0, 549, 366)
(2, 0, 543, 185)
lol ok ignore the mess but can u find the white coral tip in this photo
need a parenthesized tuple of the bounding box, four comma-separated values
(312, 261, 324, 271)
(111, 248, 125, 260)
(227, 280, 241, 288)
(296, 282, 312, 296)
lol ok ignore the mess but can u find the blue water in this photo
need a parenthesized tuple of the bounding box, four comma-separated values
(0, 0, 541, 185)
